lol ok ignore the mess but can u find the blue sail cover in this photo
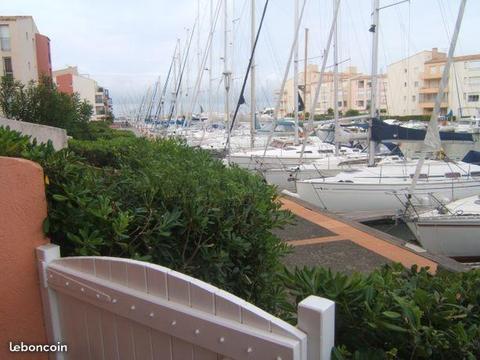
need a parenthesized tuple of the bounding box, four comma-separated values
(371, 118, 473, 142)
(462, 150, 480, 165)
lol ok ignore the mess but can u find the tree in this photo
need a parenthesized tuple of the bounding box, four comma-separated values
(327, 107, 334, 116)
(345, 109, 360, 117)
(0, 76, 93, 138)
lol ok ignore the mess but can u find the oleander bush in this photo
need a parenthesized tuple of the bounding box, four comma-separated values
(281, 264, 480, 359)
(0, 125, 291, 312)
(0, 76, 93, 139)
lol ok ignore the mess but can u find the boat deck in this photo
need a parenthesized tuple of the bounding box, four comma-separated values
(277, 196, 466, 273)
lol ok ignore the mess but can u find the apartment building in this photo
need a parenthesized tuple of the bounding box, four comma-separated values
(281, 65, 388, 116)
(53, 66, 112, 121)
(387, 48, 480, 117)
(0, 16, 51, 84)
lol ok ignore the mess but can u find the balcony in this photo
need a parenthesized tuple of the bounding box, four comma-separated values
(421, 72, 442, 80)
(419, 102, 448, 109)
(419, 87, 448, 94)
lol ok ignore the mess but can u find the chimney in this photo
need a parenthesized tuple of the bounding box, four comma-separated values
(432, 47, 439, 58)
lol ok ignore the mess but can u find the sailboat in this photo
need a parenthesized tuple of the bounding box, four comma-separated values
(294, 0, 480, 215)
(229, 0, 344, 170)
(405, 194, 480, 257)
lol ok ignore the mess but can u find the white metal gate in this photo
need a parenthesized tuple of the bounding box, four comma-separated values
(37, 244, 335, 360)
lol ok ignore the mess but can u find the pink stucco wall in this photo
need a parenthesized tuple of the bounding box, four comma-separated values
(0, 157, 49, 359)
(35, 33, 52, 79)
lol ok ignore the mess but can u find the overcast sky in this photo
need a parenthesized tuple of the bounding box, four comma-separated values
(1, 0, 479, 116)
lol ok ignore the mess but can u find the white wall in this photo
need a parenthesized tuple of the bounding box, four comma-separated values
(0, 16, 39, 84)
(387, 51, 433, 116)
(0, 117, 68, 150)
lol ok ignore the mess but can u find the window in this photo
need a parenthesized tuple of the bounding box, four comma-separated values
(404, 82, 407, 87)
(404, 68, 408, 73)
(25, 32, 28, 40)
(95, 95, 103, 104)
(414, 81, 419, 87)
(468, 77, 480, 86)
(430, 66, 437, 74)
(357, 100, 364, 107)
(3, 57, 13, 77)
(403, 96, 407, 101)
(468, 94, 479, 102)
(337, 101, 342, 107)
(0, 25, 11, 51)
(412, 95, 416, 102)
(466, 60, 480, 70)
(343, 100, 347, 107)
(358, 80, 364, 88)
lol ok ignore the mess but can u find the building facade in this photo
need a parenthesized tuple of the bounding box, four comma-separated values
(0, 16, 52, 84)
(280, 65, 388, 117)
(53, 66, 112, 121)
(387, 48, 480, 117)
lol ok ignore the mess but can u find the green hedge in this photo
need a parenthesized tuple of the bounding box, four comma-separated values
(0, 126, 291, 312)
(282, 264, 480, 359)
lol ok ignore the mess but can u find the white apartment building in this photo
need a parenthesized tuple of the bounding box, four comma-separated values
(281, 65, 388, 117)
(53, 66, 112, 121)
(0, 16, 52, 84)
(387, 48, 480, 117)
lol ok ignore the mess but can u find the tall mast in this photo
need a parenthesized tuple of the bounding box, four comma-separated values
(299, 0, 341, 162)
(175, 38, 182, 121)
(223, 0, 232, 158)
(197, 0, 201, 75)
(250, 0, 256, 149)
(410, 0, 467, 190)
(304, 27, 309, 114)
(293, 0, 300, 144)
(209, 0, 214, 123)
(333, 0, 340, 155)
(185, 27, 191, 119)
(368, 0, 380, 166)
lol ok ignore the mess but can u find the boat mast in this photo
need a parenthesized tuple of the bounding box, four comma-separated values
(304, 27, 309, 117)
(293, 0, 300, 145)
(209, 0, 214, 123)
(410, 0, 467, 190)
(368, 0, 379, 166)
(262, 0, 308, 157)
(250, 0, 256, 149)
(174, 38, 182, 122)
(299, 0, 341, 162)
(223, 0, 232, 159)
(333, 0, 340, 156)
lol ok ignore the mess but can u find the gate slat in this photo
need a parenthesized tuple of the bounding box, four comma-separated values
(190, 280, 218, 360)
(63, 294, 90, 359)
(85, 303, 105, 359)
(100, 310, 119, 360)
(115, 316, 135, 360)
(168, 270, 194, 359)
(151, 329, 172, 360)
(110, 260, 135, 360)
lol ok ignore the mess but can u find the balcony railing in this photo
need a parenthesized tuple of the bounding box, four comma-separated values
(419, 87, 448, 94)
(421, 72, 442, 80)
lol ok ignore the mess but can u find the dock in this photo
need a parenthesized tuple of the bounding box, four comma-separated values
(275, 196, 466, 274)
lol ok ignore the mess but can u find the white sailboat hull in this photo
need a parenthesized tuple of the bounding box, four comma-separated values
(264, 168, 340, 191)
(407, 217, 480, 257)
(296, 179, 480, 213)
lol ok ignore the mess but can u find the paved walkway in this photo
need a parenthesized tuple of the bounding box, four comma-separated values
(279, 197, 438, 273)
